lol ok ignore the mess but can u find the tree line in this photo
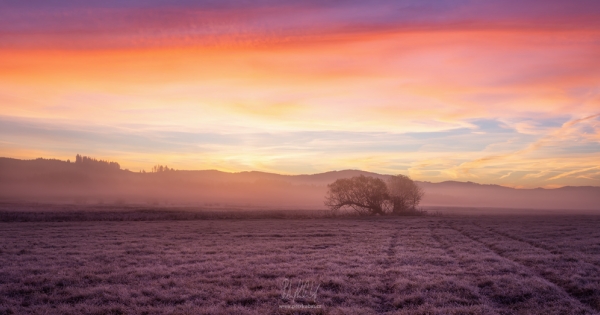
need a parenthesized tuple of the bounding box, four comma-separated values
(71, 155, 176, 174)
(151, 165, 175, 173)
(74, 154, 120, 170)
(325, 174, 424, 216)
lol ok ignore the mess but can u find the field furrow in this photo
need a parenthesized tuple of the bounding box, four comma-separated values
(450, 221, 600, 313)
(432, 222, 592, 314)
(477, 217, 600, 268)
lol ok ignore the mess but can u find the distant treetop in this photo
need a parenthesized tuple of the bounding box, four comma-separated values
(152, 165, 175, 173)
(75, 154, 120, 170)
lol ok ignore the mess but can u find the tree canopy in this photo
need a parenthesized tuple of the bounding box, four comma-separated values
(324, 174, 424, 216)
(324, 175, 388, 215)
(387, 174, 424, 214)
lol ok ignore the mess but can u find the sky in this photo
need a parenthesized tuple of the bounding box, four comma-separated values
(1, 0, 599, 188)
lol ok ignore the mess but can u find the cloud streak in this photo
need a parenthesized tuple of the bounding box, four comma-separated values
(455, 114, 600, 174)
(2, 0, 600, 49)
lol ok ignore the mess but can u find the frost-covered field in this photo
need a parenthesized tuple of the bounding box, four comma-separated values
(1, 215, 600, 314)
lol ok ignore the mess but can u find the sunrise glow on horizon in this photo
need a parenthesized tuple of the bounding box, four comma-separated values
(1, 0, 599, 188)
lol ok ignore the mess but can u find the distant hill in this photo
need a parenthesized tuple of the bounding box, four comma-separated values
(1, 157, 599, 211)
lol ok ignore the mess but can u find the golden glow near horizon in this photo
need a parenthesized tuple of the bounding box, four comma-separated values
(1, 1, 599, 188)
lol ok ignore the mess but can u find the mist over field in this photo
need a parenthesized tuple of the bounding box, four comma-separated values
(3, 156, 599, 313)
(1, 157, 599, 213)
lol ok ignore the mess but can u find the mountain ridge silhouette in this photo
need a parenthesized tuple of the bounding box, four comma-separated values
(1, 156, 598, 211)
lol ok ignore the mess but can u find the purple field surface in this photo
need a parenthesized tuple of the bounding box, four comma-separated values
(1, 213, 600, 314)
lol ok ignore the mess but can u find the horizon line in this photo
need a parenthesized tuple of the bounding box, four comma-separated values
(2, 155, 598, 190)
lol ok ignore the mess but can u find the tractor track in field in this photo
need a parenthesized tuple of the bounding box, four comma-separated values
(447, 222, 599, 313)
(428, 223, 502, 315)
(375, 229, 399, 313)
(473, 222, 600, 270)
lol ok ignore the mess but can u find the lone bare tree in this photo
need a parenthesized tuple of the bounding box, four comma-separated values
(387, 174, 424, 214)
(324, 175, 388, 216)
(325, 174, 424, 216)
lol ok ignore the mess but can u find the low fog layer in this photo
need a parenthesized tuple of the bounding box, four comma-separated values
(1, 157, 599, 211)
